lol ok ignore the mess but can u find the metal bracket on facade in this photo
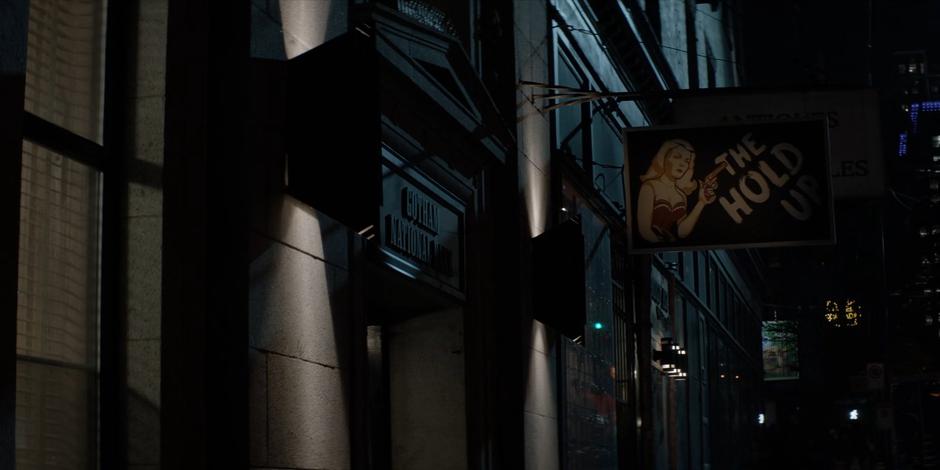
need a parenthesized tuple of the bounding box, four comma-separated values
(519, 80, 603, 112)
(519, 80, 679, 112)
(519, 80, 734, 113)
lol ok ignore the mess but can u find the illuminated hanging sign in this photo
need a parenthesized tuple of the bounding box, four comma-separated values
(624, 120, 835, 253)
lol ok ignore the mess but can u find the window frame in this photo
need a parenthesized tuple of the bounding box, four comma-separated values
(552, 40, 593, 168)
(16, 137, 103, 469)
(12, 0, 129, 467)
(549, 6, 634, 220)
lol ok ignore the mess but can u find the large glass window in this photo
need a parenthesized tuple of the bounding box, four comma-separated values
(16, 143, 101, 469)
(695, 252, 706, 298)
(24, 0, 107, 143)
(555, 52, 586, 163)
(591, 110, 625, 210)
(16, 0, 108, 468)
(552, 29, 629, 221)
(681, 251, 695, 290)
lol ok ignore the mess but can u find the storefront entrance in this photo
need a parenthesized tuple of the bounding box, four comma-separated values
(364, 257, 468, 470)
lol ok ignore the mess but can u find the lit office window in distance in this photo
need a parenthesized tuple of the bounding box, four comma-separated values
(824, 299, 862, 328)
(16, 142, 101, 469)
(762, 320, 799, 380)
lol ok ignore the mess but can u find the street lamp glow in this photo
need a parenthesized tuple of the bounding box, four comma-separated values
(758, 413, 765, 425)
(849, 409, 859, 421)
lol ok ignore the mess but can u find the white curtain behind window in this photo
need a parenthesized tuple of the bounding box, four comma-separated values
(16, 0, 107, 467)
(16, 141, 101, 470)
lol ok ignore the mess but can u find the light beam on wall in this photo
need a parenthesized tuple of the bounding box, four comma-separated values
(279, 0, 347, 59)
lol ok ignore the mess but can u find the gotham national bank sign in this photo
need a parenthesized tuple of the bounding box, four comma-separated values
(624, 120, 834, 253)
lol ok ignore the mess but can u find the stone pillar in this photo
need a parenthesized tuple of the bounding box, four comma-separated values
(161, 1, 250, 467)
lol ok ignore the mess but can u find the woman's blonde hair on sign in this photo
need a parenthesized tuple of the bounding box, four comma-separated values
(639, 138, 698, 195)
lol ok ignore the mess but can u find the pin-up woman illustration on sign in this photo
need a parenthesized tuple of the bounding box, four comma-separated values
(636, 139, 720, 243)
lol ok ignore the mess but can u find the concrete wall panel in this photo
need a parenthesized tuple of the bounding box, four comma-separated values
(249, 241, 349, 368)
(389, 309, 467, 470)
(267, 353, 351, 469)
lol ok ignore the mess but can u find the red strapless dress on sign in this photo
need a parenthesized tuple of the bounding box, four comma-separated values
(650, 198, 686, 241)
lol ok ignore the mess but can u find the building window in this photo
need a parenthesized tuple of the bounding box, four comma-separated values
(705, 44, 717, 89)
(591, 108, 626, 212)
(644, 0, 662, 42)
(551, 23, 629, 219)
(554, 48, 589, 164)
(24, 0, 107, 143)
(612, 240, 632, 402)
(16, 0, 108, 468)
(706, 257, 716, 312)
(16, 143, 101, 469)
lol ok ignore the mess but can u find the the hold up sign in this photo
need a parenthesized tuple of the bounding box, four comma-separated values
(624, 120, 834, 253)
